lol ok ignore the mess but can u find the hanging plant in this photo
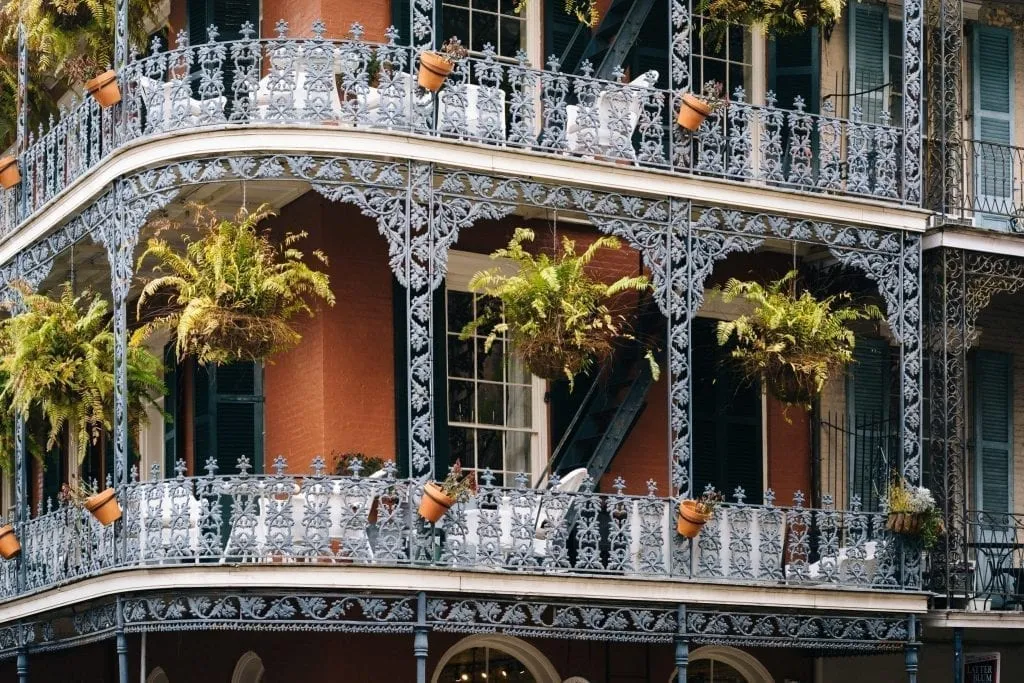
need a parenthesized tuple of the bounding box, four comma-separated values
(1, 282, 165, 463)
(715, 270, 881, 409)
(514, 0, 599, 27)
(697, 0, 844, 44)
(461, 227, 659, 388)
(135, 203, 336, 366)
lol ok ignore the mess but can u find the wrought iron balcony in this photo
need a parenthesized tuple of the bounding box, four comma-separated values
(0, 457, 924, 602)
(955, 138, 1024, 230)
(0, 21, 914, 242)
(959, 510, 1024, 611)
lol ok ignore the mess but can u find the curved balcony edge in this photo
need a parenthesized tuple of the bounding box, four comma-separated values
(0, 125, 931, 269)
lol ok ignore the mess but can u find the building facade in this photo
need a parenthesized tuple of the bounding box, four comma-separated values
(0, 0, 1016, 680)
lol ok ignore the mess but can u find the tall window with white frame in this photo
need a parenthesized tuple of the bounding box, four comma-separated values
(441, 0, 526, 59)
(690, 15, 753, 97)
(444, 280, 541, 485)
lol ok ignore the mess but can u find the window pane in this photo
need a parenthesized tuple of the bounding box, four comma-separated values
(448, 335, 474, 378)
(505, 431, 530, 474)
(447, 290, 474, 333)
(450, 427, 474, 468)
(477, 429, 503, 471)
(442, 8, 468, 44)
(478, 382, 505, 425)
(478, 338, 504, 381)
(449, 380, 475, 422)
(506, 385, 531, 428)
(472, 11, 499, 52)
(500, 16, 522, 58)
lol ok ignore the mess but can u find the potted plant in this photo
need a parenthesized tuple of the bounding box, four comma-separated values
(0, 0, 160, 147)
(0, 523, 20, 559)
(135, 203, 335, 366)
(0, 156, 20, 189)
(886, 478, 944, 548)
(677, 487, 723, 539)
(418, 460, 475, 524)
(715, 271, 881, 410)
(85, 69, 121, 108)
(60, 480, 122, 526)
(462, 227, 659, 389)
(697, 0, 843, 43)
(417, 36, 468, 93)
(1, 283, 166, 463)
(678, 80, 725, 132)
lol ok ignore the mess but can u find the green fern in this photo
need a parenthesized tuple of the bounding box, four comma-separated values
(135, 203, 336, 366)
(716, 270, 881, 409)
(0, 0, 160, 147)
(697, 0, 844, 47)
(462, 227, 658, 389)
(1, 282, 165, 463)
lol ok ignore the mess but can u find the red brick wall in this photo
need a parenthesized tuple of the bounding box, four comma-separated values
(766, 400, 813, 502)
(257, 0, 392, 41)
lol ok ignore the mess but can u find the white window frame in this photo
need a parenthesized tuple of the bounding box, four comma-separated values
(445, 250, 549, 482)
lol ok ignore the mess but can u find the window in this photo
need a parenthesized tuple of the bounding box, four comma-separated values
(433, 635, 560, 683)
(974, 350, 1013, 515)
(186, 0, 260, 44)
(690, 13, 753, 98)
(849, 3, 903, 124)
(670, 646, 773, 683)
(972, 25, 1015, 228)
(846, 338, 897, 512)
(231, 651, 265, 683)
(442, 0, 526, 59)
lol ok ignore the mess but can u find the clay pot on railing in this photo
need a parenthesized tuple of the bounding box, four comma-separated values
(0, 524, 21, 560)
(677, 93, 713, 132)
(0, 156, 21, 190)
(418, 481, 454, 523)
(676, 499, 713, 539)
(85, 487, 122, 526)
(86, 70, 122, 108)
(418, 52, 455, 92)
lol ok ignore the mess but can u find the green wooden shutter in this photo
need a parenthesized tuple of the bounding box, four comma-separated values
(187, 0, 259, 44)
(194, 361, 264, 475)
(770, 28, 820, 115)
(973, 26, 1014, 226)
(849, 2, 886, 123)
(692, 318, 763, 503)
(975, 351, 1013, 514)
(392, 0, 411, 46)
(847, 338, 892, 510)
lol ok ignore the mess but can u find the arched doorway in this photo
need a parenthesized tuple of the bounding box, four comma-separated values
(670, 646, 774, 683)
(432, 634, 561, 683)
(232, 651, 265, 683)
(146, 668, 169, 683)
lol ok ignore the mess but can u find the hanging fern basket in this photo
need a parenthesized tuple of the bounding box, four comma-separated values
(518, 333, 609, 382)
(757, 358, 830, 407)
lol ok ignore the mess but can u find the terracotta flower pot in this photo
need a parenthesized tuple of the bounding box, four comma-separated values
(677, 499, 713, 539)
(418, 481, 454, 523)
(0, 156, 20, 190)
(0, 524, 21, 560)
(85, 487, 122, 526)
(418, 51, 454, 92)
(677, 92, 713, 131)
(86, 70, 122, 108)
(886, 511, 923, 535)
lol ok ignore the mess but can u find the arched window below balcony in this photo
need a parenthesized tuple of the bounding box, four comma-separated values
(432, 634, 561, 683)
(670, 646, 774, 683)
(232, 651, 265, 683)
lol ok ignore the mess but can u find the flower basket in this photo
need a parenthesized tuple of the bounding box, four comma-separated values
(418, 51, 455, 92)
(677, 499, 713, 539)
(0, 524, 21, 560)
(418, 481, 454, 523)
(0, 156, 21, 190)
(84, 487, 122, 526)
(519, 335, 604, 382)
(886, 511, 924, 535)
(86, 70, 121, 108)
(678, 93, 713, 131)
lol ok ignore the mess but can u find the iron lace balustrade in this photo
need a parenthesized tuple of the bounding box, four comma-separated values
(958, 138, 1024, 230)
(0, 21, 911, 240)
(0, 457, 924, 602)
(962, 510, 1024, 610)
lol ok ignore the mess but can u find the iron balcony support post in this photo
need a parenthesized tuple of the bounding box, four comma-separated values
(414, 591, 428, 683)
(115, 0, 128, 73)
(16, 645, 28, 683)
(905, 614, 919, 683)
(953, 626, 963, 683)
(116, 596, 128, 683)
(13, 413, 27, 595)
(674, 605, 689, 680)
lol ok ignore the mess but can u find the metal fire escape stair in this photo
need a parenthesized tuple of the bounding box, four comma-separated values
(557, 0, 657, 80)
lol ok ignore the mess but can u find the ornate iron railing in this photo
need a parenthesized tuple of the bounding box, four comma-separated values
(0, 457, 924, 602)
(0, 20, 912, 241)
(961, 510, 1024, 610)
(958, 138, 1024, 229)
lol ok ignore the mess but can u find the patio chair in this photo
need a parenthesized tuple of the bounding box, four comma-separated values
(564, 70, 659, 159)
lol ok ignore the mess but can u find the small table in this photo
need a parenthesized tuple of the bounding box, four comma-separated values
(968, 540, 1024, 608)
